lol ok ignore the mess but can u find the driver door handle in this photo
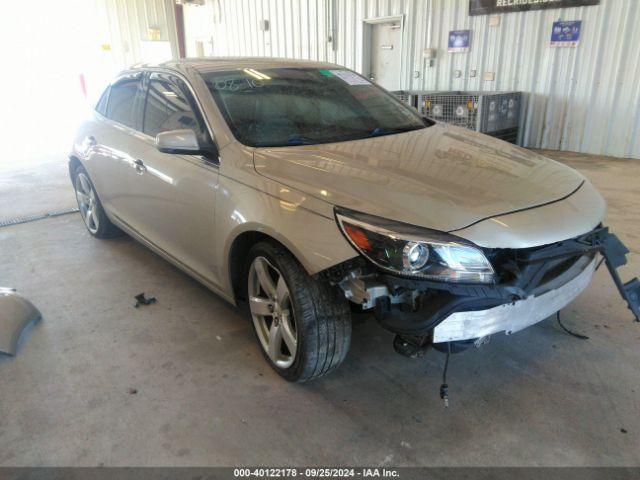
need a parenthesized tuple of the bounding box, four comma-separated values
(133, 158, 146, 174)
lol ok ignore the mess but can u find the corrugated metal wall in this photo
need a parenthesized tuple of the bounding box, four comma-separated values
(100, 0, 179, 68)
(184, 0, 640, 158)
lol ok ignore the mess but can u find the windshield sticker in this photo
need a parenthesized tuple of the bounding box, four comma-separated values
(329, 70, 371, 86)
(318, 69, 334, 76)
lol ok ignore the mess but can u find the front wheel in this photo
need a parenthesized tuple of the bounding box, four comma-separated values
(246, 242, 351, 382)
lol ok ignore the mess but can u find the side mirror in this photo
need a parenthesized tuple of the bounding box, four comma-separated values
(156, 129, 202, 154)
(156, 129, 219, 163)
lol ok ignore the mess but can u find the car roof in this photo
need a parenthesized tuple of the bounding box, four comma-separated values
(125, 57, 342, 77)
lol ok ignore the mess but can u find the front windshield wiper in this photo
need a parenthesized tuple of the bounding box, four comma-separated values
(287, 135, 317, 145)
(281, 124, 428, 147)
(368, 126, 421, 138)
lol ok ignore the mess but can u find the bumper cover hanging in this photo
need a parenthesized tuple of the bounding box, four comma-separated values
(598, 230, 640, 322)
(433, 255, 597, 342)
(374, 226, 640, 339)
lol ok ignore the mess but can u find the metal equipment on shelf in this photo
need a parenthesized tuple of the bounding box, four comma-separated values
(392, 90, 522, 144)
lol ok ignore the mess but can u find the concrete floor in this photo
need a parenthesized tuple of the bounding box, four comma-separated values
(0, 150, 639, 467)
(0, 153, 76, 220)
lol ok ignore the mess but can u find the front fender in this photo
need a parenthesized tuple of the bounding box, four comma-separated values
(215, 175, 358, 297)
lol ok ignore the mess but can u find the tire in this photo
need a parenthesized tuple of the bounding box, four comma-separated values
(72, 164, 120, 239)
(245, 241, 351, 382)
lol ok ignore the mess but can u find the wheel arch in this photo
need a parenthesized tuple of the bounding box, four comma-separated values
(68, 155, 82, 181)
(226, 226, 309, 304)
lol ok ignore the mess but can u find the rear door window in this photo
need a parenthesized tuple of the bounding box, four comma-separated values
(105, 77, 141, 129)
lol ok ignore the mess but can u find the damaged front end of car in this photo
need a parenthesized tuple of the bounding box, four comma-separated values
(322, 207, 640, 357)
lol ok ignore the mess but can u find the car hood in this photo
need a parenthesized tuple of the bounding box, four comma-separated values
(252, 124, 585, 233)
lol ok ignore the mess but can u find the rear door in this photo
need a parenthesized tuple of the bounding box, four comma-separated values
(121, 71, 220, 285)
(83, 73, 144, 221)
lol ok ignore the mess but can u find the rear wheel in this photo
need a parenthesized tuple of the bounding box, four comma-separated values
(246, 241, 351, 382)
(73, 164, 120, 238)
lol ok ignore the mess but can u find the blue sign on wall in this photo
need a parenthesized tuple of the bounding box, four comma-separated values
(448, 30, 470, 53)
(551, 20, 582, 47)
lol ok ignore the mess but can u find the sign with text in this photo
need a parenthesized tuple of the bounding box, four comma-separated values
(550, 20, 582, 47)
(448, 30, 471, 53)
(469, 0, 599, 16)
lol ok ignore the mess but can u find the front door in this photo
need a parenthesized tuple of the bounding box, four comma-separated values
(122, 73, 220, 286)
(369, 21, 402, 91)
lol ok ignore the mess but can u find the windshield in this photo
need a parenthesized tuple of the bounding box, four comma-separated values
(201, 67, 428, 147)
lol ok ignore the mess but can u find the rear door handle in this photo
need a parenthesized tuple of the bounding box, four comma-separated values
(83, 135, 97, 152)
(133, 158, 146, 174)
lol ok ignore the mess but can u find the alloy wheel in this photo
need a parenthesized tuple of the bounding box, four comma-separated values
(248, 256, 298, 368)
(75, 172, 100, 234)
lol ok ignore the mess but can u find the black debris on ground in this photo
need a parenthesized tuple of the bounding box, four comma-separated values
(134, 293, 156, 308)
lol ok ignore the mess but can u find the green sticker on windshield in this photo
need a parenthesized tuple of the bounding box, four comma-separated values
(318, 69, 334, 76)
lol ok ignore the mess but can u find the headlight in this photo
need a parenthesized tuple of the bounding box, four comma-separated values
(335, 208, 495, 283)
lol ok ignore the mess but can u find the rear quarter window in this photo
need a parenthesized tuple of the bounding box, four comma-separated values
(95, 86, 110, 116)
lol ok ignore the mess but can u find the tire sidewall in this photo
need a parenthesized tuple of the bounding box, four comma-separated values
(245, 242, 319, 382)
(73, 164, 113, 238)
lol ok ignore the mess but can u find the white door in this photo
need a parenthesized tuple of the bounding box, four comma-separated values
(369, 22, 402, 91)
